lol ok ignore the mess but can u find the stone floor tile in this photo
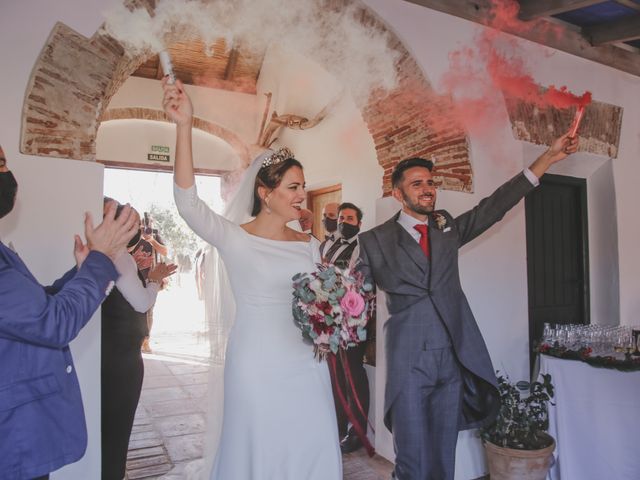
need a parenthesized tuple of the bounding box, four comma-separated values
(176, 372, 209, 385)
(128, 436, 164, 450)
(182, 383, 208, 399)
(165, 362, 209, 376)
(143, 359, 174, 377)
(140, 385, 190, 404)
(164, 433, 204, 463)
(145, 398, 202, 418)
(155, 413, 206, 437)
(142, 374, 182, 389)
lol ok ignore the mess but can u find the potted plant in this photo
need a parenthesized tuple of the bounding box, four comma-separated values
(481, 373, 555, 480)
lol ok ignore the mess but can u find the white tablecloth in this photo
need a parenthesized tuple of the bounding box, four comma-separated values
(539, 354, 640, 480)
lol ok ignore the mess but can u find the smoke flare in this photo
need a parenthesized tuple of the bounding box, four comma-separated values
(103, 0, 399, 105)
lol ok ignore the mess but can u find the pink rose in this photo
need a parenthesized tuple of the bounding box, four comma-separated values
(340, 290, 365, 318)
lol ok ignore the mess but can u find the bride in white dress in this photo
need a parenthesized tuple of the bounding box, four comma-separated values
(162, 79, 342, 479)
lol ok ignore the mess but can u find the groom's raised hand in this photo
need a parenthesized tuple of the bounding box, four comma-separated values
(529, 132, 579, 179)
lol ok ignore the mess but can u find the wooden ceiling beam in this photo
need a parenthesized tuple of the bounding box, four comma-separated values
(518, 0, 603, 20)
(614, 0, 640, 13)
(224, 48, 240, 81)
(402, 0, 640, 77)
(586, 14, 640, 45)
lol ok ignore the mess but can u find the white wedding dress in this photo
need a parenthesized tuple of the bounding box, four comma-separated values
(174, 182, 342, 480)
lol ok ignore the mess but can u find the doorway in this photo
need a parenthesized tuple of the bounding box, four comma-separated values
(525, 174, 590, 368)
(104, 167, 223, 359)
(307, 184, 341, 240)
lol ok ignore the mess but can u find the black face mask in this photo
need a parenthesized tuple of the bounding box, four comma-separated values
(322, 217, 338, 233)
(338, 222, 360, 240)
(0, 171, 18, 219)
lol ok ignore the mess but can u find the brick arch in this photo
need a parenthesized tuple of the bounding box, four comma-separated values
(101, 107, 251, 166)
(21, 2, 472, 194)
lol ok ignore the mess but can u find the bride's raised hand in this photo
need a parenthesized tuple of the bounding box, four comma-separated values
(162, 77, 193, 127)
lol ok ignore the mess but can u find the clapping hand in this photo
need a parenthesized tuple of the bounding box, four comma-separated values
(148, 262, 178, 284)
(73, 234, 90, 268)
(84, 201, 140, 261)
(162, 78, 193, 127)
(132, 249, 153, 271)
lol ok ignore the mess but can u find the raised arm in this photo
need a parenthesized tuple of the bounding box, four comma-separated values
(455, 132, 578, 246)
(528, 132, 578, 179)
(162, 78, 235, 249)
(0, 201, 138, 348)
(162, 77, 195, 189)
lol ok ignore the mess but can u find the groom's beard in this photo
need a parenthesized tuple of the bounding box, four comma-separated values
(401, 189, 435, 215)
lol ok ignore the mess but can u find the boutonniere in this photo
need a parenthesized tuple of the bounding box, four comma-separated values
(432, 212, 448, 231)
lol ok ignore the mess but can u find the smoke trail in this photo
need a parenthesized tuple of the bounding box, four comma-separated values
(439, 0, 591, 138)
(103, 0, 399, 105)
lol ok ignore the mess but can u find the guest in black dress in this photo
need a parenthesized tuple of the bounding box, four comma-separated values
(101, 203, 176, 480)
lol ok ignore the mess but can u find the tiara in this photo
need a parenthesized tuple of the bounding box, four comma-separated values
(261, 147, 295, 169)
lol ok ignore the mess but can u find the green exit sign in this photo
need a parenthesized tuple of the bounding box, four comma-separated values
(149, 145, 170, 162)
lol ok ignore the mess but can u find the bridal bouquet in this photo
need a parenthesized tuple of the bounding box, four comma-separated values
(292, 264, 375, 358)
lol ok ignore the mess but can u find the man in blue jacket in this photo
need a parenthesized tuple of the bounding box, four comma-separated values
(0, 148, 139, 480)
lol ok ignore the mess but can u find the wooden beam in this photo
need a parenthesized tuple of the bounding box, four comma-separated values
(586, 14, 640, 45)
(224, 48, 240, 81)
(614, 0, 640, 13)
(402, 0, 640, 77)
(518, 0, 603, 20)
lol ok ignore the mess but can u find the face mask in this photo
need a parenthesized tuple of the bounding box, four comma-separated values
(322, 217, 337, 233)
(338, 222, 360, 239)
(0, 171, 18, 219)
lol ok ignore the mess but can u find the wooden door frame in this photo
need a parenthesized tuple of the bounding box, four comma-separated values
(307, 184, 342, 242)
(307, 184, 342, 207)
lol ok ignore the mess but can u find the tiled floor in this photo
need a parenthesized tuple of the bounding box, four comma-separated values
(126, 353, 394, 479)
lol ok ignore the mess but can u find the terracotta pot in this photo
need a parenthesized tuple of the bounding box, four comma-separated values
(484, 434, 555, 480)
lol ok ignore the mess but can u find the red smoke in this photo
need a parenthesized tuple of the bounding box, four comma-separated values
(439, 0, 591, 137)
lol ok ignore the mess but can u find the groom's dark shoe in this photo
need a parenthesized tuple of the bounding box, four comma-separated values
(340, 433, 363, 454)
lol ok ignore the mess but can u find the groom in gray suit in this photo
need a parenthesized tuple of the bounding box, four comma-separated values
(357, 133, 577, 480)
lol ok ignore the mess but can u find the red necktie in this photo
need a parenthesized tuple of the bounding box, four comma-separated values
(413, 224, 430, 258)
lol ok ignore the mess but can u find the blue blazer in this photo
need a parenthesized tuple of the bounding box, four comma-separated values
(0, 241, 118, 479)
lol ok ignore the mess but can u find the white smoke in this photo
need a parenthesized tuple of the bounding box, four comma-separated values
(102, 0, 399, 105)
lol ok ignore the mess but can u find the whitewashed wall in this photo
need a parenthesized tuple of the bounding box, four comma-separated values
(97, 117, 241, 171)
(97, 76, 263, 171)
(0, 1, 121, 478)
(256, 45, 382, 232)
(2, 0, 640, 479)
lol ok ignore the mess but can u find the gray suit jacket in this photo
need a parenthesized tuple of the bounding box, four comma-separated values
(358, 172, 534, 431)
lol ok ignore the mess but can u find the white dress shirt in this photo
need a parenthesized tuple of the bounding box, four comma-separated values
(326, 234, 358, 265)
(320, 232, 340, 260)
(397, 168, 539, 242)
